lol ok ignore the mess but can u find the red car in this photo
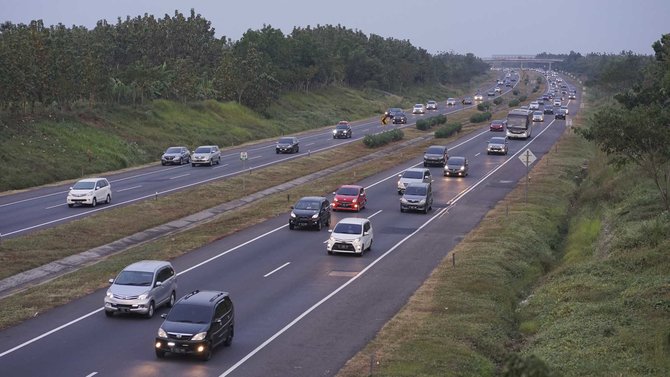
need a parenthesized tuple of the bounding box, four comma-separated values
(331, 185, 367, 212)
(489, 119, 507, 132)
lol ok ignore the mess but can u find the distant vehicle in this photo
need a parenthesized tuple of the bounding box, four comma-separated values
(505, 82, 512, 87)
(462, 97, 473, 105)
(568, 93, 576, 99)
(289, 196, 331, 230)
(560, 105, 569, 115)
(426, 100, 438, 110)
(506, 108, 533, 139)
(529, 101, 540, 110)
(326, 217, 373, 256)
(544, 107, 554, 115)
(400, 182, 433, 214)
(489, 119, 507, 132)
(331, 185, 367, 212)
(487, 136, 509, 155)
(494, 87, 502, 93)
(397, 168, 432, 195)
(446, 98, 456, 106)
(532, 111, 544, 122)
(66, 177, 112, 207)
(276, 137, 300, 154)
(487, 90, 496, 97)
(412, 104, 426, 114)
(332, 121, 352, 139)
(423, 145, 449, 167)
(443, 156, 469, 177)
(555, 108, 567, 120)
(553, 99, 562, 107)
(161, 146, 191, 166)
(104, 260, 176, 318)
(474, 93, 484, 101)
(392, 111, 408, 124)
(191, 145, 221, 166)
(155, 290, 234, 361)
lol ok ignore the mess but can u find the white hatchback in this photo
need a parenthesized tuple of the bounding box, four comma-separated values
(66, 177, 112, 207)
(327, 217, 373, 256)
(412, 104, 426, 114)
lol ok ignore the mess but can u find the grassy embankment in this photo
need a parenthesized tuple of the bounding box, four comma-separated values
(337, 87, 670, 376)
(0, 71, 545, 328)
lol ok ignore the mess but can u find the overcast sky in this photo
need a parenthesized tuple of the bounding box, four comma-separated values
(2, 0, 668, 57)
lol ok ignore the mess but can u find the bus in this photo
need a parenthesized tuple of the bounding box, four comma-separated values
(506, 108, 533, 139)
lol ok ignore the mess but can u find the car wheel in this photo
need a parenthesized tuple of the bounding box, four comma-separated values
(68, 203, 74, 208)
(91, 198, 97, 207)
(167, 291, 176, 308)
(210, 159, 214, 166)
(327, 249, 333, 255)
(155, 349, 166, 359)
(104, 310, 114, 317)
(367, 240, 373, 251)
(356, 251, 363, 257)
(400, 207, 405, 213)
(316, 220, 322, 231)
(423, 206, 429, 214)
(289, 223, 294, 230)
(145, 301, 155, 319)
(105, 194, 111, 204)
(276, 150, 279, 154)
(161, 161, 166, 166)
(423, 162, 427, 167)
(192, 163, 196, 167)
(296, 146, 299, 153)
(224, 326, 234, 347)
(200, 344, 212, 361)
(217, 157, 221, 165)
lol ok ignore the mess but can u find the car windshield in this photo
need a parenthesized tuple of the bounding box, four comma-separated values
(490, 138, 506, 144)
(72, 181, 95, 190)
(166, 303, 212, 324)
(534, 111, 542, 115)
(414, 104, 422, 108)
(336, 124, 349, 130)
(404, 186, 427, 196)
(165, 147, 182, 153)
(114, 270, 154, 286)
(195, 147, 211, 153)
(402, 171, 424, 179)
(447, 157, 464, 165)
(388, 108, 401, 113)
(294, 200, 321, 210)
(336, 187, 359, 196)
(278, 138, 294, 144)
(333, 222, 362, 235)
(426, 147, 444, 154)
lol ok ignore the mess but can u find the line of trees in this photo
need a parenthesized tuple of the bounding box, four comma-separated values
(0, 9, 489, 112)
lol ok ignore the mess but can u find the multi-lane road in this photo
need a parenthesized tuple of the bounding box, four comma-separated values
(0, 72, 580, 376)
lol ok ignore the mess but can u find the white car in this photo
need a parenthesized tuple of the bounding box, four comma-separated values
(426, 100, 438, 110)
(553, 100, 562, 107)
(532, 111, 544, 122)
(412, 104, 426, 114)
(326, 217, 373, 256)
(66, 177, 112, 207)
(397, 167, 432, 194)
(446, 98, 456, 106)
(529, 101, 540, 110)
(561, 105, 569, 115)
(191, 145, 221, 166)
(473, 93, 484, 101)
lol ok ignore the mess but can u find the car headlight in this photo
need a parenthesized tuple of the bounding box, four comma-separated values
(418, 199, 426, 205)
(352, 198, 357, 203)
(332, 130, 337, 134)
(460, 166, 465, 171)
(157, 328, 167, 338)
(138, 293, 149, 300)
(106, 291, 113, 298)
(400, 198, 408, 204)
(333, 197, 339, 202)
(192, 332, 207, 341)
(290, 212, 296, 218)
(311, 213, 319, 219)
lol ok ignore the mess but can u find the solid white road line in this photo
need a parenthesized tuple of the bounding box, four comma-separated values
(263, 262, 291, 278)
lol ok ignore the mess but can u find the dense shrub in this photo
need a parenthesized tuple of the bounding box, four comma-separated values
(362, 128, 404, 148)
(434, 122, 462, 138)
(508, 99, 520, 107)
(477, 102, 491, 111)
(416, 114, 447, 130)
(470, 112, 492, 123)
(493, 97, 503, 105)
(518, 95, 528, 102)
(513, 89, 520, 96)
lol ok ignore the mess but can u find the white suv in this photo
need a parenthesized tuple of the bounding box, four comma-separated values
(397, 167, 433, 194)
(66, 177, 112, 207)
(327, 217, 373, 256)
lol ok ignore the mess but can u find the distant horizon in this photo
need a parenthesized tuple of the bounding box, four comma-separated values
(2, 0, 667, 57)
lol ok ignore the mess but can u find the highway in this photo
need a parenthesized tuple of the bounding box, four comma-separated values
(0, 75, 516, 238)
(0, 72, 581, 376)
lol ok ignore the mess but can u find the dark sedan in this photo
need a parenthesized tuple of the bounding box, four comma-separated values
(276, 137, 300, 154)
(554, 109, 567, 120)
(332, 121, 352, 139)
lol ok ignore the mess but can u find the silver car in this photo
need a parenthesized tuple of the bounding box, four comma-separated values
(191, 145, 221, 166)
(104, 260, 177, 318)
(397, 168, 432, 194)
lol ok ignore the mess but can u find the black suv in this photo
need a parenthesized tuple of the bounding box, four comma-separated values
(385, 108, 407, 124)
(155, 290, 234, 361)
(423, 145, 449, 167)
(289, 196, 331, 230)
(276, 137, 299, 154)
(333, 121, 352, 139)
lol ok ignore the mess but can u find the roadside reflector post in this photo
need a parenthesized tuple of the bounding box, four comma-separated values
(287, 194, 290, 203)
(155, 191, 158, 201)
(452, 253, 456, 267)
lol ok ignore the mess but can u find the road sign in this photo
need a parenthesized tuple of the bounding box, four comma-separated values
(240, 152, 248, 160)
(519, 149, 536, 167)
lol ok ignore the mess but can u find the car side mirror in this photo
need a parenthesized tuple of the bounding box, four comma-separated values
(328, 229, 333, 233)
(155, 281, 163, 287)
(290, 206, 294, 209)
(160, 313, 168, 319)
(69, 186, 73, 190)
(108, 278, 114, 284)
(332, 192, 336, 195)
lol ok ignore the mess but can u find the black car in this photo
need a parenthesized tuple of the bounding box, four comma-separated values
(385, 108, 407, 124)
(289, 196, 331, 230)
(155, 290, 234, 361)
(161, 146, 191, 166)
(443, 156, 469, 177)
(423, 145, 449, 167)
(333, 121, 352, 139)
(462, 97, 473, 105)
(544, 107, 554, 115)
(276, 137, 299, 154)
(555, 109, 567, 120)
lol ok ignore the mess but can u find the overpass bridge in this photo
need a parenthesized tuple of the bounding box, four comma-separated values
(482, 55, 564, 70)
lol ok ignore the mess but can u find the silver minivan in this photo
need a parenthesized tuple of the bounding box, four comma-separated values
(104, 260, 177, 318)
